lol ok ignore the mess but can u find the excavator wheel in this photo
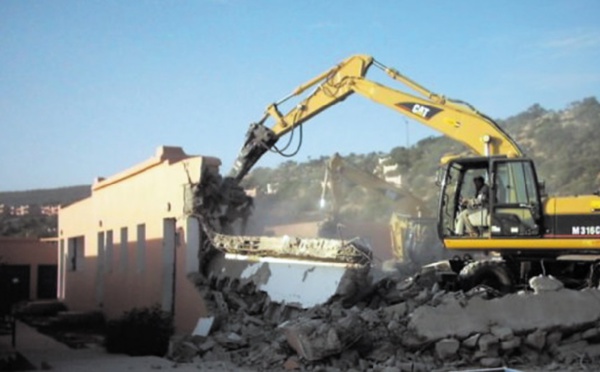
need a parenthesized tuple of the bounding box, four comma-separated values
(459, 260, 515, 294)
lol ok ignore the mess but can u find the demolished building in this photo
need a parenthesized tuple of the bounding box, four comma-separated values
(57, 146, 375, 333)
(56, 145, 600, 371)
(57, 146, 216, 331)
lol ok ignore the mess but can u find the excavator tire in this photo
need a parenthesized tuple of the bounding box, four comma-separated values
(459, 260, 514, 294)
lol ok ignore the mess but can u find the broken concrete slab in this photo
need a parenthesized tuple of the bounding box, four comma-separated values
(478, 334, 500, 355)
(408, 288, 600, 341)
(280, 318, 342, 361)
(477, 357, 503, 368)
(500, 336, 521, 351)
(209, 232, 372, 264)
(202, 252, 371, 309)
(524, 330, 546, 351)
(435, 338, 460, 360)
(214, 332, 247, 349)
(192, 317, 215, 337)
(197, 338, 217, 354)
(462, 333, 480, 349)
(490, 326, 513, 341)
(280, 313, 364, 361)
(382, 302, 408, 321)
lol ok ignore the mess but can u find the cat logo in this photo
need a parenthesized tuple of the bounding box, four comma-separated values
(412, 104, 430, 117)
(395, 102, 442, 121)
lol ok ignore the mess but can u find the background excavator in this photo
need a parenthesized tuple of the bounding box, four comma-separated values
(196, 54, 600, 294)
(318, 152, 444, 269)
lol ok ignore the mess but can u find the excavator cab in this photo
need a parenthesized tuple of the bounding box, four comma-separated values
(438, 156, 544, 241)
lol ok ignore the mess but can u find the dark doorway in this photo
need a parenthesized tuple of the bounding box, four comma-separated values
(37, 265, 57, 299)
(0, 265, 30, 314)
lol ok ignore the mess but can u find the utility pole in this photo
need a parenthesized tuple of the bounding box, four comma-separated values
(404, 118, 410, 148)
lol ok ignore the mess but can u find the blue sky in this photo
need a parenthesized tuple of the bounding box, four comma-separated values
(1, 1, 599, 191)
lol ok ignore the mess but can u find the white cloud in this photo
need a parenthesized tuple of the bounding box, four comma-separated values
(541, 31, 600, 51)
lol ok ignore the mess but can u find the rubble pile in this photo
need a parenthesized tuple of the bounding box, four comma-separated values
(170, 272, 600, 371)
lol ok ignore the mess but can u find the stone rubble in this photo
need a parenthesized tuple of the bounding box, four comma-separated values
(169, 272, 600, 371)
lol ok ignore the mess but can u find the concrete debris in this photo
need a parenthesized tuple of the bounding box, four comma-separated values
(462, 333, 481, 349)
(408, 288, 600, 341)
(478, 333, 499, 354)
(283, 356, 300, 370)
(279, 313, 364, 361)
(192, 316, 215, 337)
(500, 336, 521, 351)
(435, 338, 460, 360)
(197, 338, 217, 354)
(208, 232, 373, 264)
(214, 331, 247, 349)
(169, 270, 600, 371)
(491, 326, 514, 341)
(529, 274, 565, 293)
(524, 330, 546, 351)
(196, 231, 373, 309)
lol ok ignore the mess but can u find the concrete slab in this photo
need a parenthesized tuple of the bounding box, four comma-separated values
(209, 253, 368, 308)
(409, 288, 600, 341)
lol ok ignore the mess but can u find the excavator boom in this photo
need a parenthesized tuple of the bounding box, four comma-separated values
(229, 54, 523, 183)
(322, 152, 429, 218)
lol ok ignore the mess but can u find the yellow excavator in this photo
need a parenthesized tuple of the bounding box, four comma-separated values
(199, 54, 600, 293)
(319, 152, 443, 267)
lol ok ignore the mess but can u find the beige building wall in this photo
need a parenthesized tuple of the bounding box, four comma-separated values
(58, 146, 220, 332)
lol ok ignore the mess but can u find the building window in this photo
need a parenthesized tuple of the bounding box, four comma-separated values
(67, 236, 85, 271)
(58, 239, 65, 298)
(97, 231, 105, 271)
(136, 224, 146, 273)
(105, 230, 113, 273)
(120, 227, 128, 272)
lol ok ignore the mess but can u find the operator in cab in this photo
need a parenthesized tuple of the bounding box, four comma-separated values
(455, 176, 490, 237)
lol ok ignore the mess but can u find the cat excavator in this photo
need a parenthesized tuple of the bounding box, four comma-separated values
(196, 54, 600, 294)
(319, 152, 444, 268)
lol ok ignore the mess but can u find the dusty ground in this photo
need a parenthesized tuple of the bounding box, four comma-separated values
(1, 319, 252, 372)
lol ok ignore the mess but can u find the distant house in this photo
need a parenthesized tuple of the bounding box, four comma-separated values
(11, 205, 30, 216)
(41, 205, 60, 216)
(0, 237, 57, 314)
(57, 146, 221, 332)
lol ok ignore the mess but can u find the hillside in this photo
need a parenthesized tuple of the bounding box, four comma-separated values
(0, 185, 91, 238)
(0, 185, 91, 207)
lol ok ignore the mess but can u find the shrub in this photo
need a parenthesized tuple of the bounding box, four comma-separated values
(104, 304, 174, 356)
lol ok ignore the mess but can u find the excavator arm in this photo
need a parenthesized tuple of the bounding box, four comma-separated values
(321, 152, 429, 219)
(229, 54, 523, 183)
(319, 153, 442, 265)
